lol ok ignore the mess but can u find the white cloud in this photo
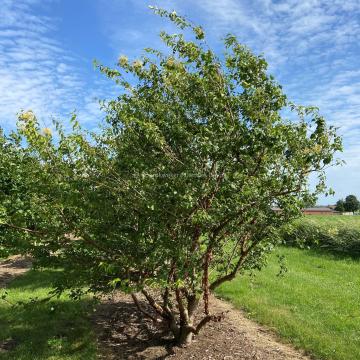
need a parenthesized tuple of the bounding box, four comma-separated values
(0, 0, 107, 130)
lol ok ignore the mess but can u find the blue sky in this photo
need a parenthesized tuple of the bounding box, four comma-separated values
(0, 0, 359, 204)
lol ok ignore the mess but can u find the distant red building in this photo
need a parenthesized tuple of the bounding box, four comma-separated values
(302, 207, 338, 215)
(272, 206, 338, 215)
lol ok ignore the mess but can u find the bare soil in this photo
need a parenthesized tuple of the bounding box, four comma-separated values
(93, 292, 311, 360)
(0, 255, 32, 353)
(0, 255, 32, 288)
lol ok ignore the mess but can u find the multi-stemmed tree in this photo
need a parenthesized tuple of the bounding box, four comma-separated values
(0, 8, 341, 346)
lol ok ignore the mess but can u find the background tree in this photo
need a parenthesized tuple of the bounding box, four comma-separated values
(335, 199, 345, 212)
(0, 8, 342, 346)
(344, 195, 360, 213)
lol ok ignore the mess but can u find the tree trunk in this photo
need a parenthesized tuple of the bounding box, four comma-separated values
(176, 326, 194, 347)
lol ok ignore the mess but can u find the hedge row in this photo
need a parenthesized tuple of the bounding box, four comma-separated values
(281, 219, 360, 256)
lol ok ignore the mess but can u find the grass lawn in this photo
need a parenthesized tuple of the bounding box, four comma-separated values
(0, 269, 97, 360)
(216, 246, 360, 360)
(299, 215, 360, 229)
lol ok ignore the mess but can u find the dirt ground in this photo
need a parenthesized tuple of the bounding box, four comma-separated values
(0, 256, 32, 353)
(0, 257, 311, 359)
(93, 292, 311, 360)
(0, 255, 32, 288)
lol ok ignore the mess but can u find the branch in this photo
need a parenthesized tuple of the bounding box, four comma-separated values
(209, 251, 247, 291)
(131, 293, 161, 323)
(189, 312, 225, 334)
(175, 288, 189, 324)
(163, 260, 176, 309)
(186, 293, 199, 319)
(141, 289, 168, 318)
(1, 223, 44, 235)
(210, 201, 257, 241)
(210, 226, 267, 291)
(274, 184, 302, 197)
(190, 224, 201, 252)
(202, 250, 211, 315)
(184, 165, 224, 225)
(224, 220, 255, 272)
(79, 232, 124, 257)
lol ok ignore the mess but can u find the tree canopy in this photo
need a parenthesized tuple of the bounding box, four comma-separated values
(0, 8, 342, 346)
(336, 195, 360, 213)
(335, 199, 345, 212)
(344, 195, 360, 212)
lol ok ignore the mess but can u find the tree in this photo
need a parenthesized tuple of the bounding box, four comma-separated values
(335, 199, 345, 212)
(344, 195, 360, 213)
(0, 8, 342, 346)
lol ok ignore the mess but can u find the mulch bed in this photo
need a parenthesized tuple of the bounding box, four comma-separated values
(93, 292, 311, 360)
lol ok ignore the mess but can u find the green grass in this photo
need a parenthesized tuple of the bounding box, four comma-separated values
(216, 247, 360, 360)
(301, 215, 360, 229)
(283, 215, 360, 256)
(0, 270, 97, 360)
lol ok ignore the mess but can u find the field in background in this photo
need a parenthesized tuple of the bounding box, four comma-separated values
(0, 270, 96, 360)
(216, 245, 360, 360)
(300, 215, 360, 229)
(282, 215, 360, 256)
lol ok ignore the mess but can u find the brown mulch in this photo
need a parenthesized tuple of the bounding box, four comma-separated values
(0, 255, 32, 288)
(93, 292, 311, 360)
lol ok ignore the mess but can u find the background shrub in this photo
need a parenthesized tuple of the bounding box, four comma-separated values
(281, 217, 360, 256)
